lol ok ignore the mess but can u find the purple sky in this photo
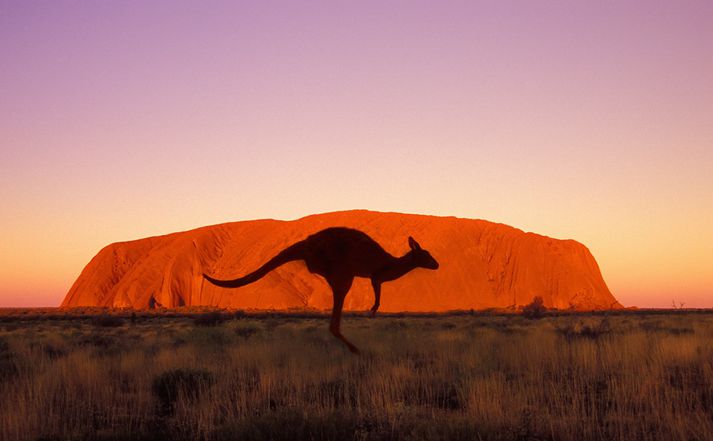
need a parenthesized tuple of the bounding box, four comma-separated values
(1, 1, 712, 307)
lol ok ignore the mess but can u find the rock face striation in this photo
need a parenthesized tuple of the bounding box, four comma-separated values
(61, 211, 621, 311)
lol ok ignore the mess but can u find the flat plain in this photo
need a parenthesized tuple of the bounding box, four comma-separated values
(1, 308, 712, 441)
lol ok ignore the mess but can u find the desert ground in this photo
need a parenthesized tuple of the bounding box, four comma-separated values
(1, 308, 712, 441)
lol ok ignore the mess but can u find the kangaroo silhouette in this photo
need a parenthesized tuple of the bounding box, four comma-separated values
(202, 227, 439, 353)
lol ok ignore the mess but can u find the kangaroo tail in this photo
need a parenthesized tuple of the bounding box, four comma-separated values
(203, 241, 305, 289)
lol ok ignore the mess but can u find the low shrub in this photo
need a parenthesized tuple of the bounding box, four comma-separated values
(522, 296, 547, 319)
(234, 324, 259, 339)
(152, 368, 214, 415)
(556, 319, 612, 340)
(0, 338, 18, 380)
(93, 314, 125, 327)
(193, 311, 224, 327)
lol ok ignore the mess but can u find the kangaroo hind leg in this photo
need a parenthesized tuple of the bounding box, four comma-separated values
(327, 274, 359, 354)
(369, 278, 381, 318)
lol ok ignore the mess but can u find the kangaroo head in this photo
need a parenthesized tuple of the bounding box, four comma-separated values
(407, 236, 439, 270)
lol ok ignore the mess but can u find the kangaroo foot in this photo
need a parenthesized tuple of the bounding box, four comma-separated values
(330, 327, 361, 354)
(338, 335, 360, 354)
(369, 304, 379, 318)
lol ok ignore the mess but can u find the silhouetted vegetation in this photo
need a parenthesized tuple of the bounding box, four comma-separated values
(0, 337, 17, 380)
(92, 314, 125, 327)
(555, 318, 612, 340)
(193, 311, 225, 327)
(0, 310, 712, 440)
(153, 368, 214, 415)
(521, 296, 547, 319)
(234, 323, 259, 339)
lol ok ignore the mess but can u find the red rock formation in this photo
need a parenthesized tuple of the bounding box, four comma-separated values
(61, 210, 621, 311)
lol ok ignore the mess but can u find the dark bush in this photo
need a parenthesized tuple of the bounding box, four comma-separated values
(640, 321, 694, 335)
(580, 320, 611, 339)
(152, 368, 214, 415)
(42, 343, 67, 360)
(212, 410, 367, 441)
(235, 325, 259, 339)
(193, 311, 224, 327)
(522, 296, 547, 319)
(436, 382, 463, 410)
(0, 338, 18, 380)
(93, 314, 125, 327)
(79, 333, 119, 349)
(556, 319, 612, 340)
(401, 379, 464, 410)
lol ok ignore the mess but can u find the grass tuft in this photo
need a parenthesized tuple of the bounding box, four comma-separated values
(152, 368, 215, 416)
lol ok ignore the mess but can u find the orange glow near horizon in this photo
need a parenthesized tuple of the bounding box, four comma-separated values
(1, 2, 712, 308)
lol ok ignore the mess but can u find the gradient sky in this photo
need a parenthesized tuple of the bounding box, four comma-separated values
(1, 1, 712, 308)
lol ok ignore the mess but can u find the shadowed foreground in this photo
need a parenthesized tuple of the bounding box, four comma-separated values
(1, 310, 712, 441)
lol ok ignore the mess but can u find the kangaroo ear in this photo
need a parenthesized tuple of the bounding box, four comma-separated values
(408, 236, 421, 251)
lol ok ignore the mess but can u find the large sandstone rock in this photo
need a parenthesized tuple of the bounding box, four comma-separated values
(61, 210, 621, 311)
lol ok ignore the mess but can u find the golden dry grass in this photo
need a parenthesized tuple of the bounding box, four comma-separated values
(1, 310, 712, 440)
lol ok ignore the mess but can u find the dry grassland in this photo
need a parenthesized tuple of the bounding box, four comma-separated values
(1, 309, 712, 441)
